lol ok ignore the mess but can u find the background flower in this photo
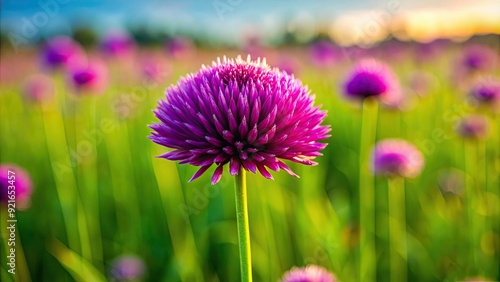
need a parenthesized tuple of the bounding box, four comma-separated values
(0, 164, 33, 210)
(456, 115, 490, 140)
(67, 59, 109, 95)
(343, 59, 402, 107)
(40, 36, 86, 70)
(371, 139, 424, 178)
(109, 255, 146, 281)
(281, 265, 337, 282)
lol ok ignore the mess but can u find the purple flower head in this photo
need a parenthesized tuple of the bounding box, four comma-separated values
(40, 36, 85, 70)
(165, 37, 193, 58)
(343, 59, 402, 107)
(149, 56, 331, 184)
(100, 30, 136, 58)
(109, 255, 146, 281)
(67, 59, 109, 95)
(470, 79, 500, 110)
(309, 40, 338, 67)
(371, 139, 424, 178)
(22, 74, 55, 103)
(0, 164, 33, 210)
(280, 265, 337, 282)
(456, 115, 489, 140)
(460, 44, 497, 72)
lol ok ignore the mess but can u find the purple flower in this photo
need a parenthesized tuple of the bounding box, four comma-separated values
(0, 164, 33, 210)
(67, 59, 109, 95)
(149, 56, 330, 184)
(470, 79, 500, 110)
(309, 40, 338, 67)
(100, 31, 136, 58)
(22, 74, 55, 103)
(371, 139, 424, 178)
(109, 255, 146, 281)
(460, 44, 497, 72)
(40, 36, 85, 70)
(456, 115, 489, 140)
(343, 59, 402, 107)
(280, 265, 337, 282)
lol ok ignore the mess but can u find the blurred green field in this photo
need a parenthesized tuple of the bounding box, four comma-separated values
(0, 44, 499, 282)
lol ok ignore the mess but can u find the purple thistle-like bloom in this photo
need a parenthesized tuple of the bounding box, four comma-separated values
(280, 265, 337, 282)
(371, 139, 424, 178)
(100, 31, 135, 58)
(109, 255, 146, 281)
(456, 115, 489, 140)
(343, 59, 402, 107)
(0, 164, 33, 210)
(40, 36, 85, 70)
(67, 59, 109, 95)
(149, 56, 330, 184)
(23, 74, 55, 103)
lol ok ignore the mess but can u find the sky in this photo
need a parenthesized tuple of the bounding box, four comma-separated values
(1, 0, 500, 45)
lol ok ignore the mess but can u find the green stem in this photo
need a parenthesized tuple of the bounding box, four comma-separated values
(464, 140, 481, 274)
(388, 177, 407, 282)
(359, 99, 378, 282)
(234, 169, 252, 282)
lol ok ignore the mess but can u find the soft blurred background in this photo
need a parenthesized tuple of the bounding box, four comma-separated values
(0, 0, 499, 281)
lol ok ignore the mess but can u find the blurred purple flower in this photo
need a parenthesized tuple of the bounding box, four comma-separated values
(100, 31, 136, 58)
(165, 37, 193, 58)
(67, 59, 109, 95)
(371, 139, 424, 178)
(343, 59, 402, 107)
(460, 44, 497, 72)
(309, 40, 338, 67)
(456, 115, 489, 140)
(40, 36, 85, 70)
(280, 265, 337, 282)
(470, 79, 500, 110)
(0, 164, 33, 210)
(110, 255, 145, 281)
(22, 74, 55, 103)
(149, 56, 330, 184)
